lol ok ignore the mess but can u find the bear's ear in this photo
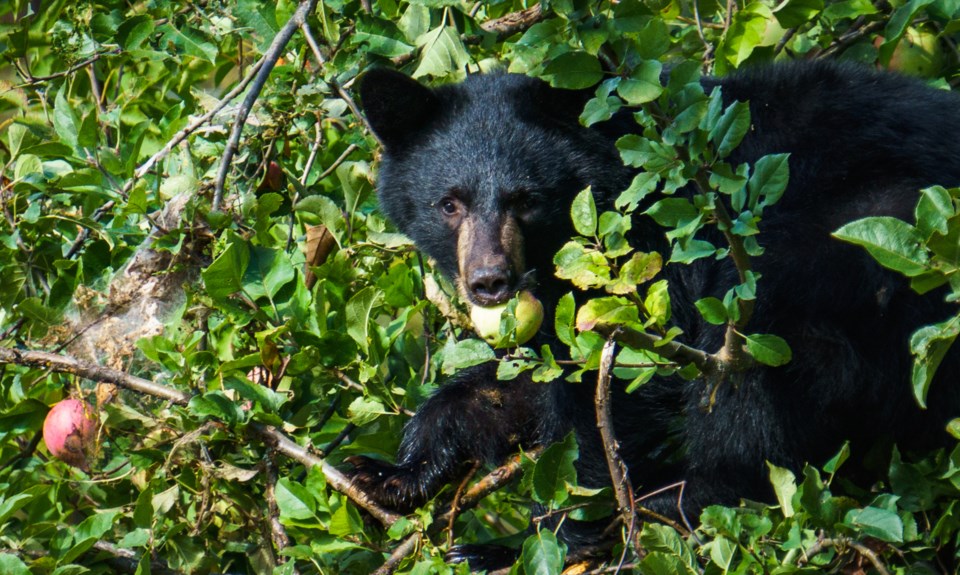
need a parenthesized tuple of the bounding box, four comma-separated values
(360, 68, 438, 149)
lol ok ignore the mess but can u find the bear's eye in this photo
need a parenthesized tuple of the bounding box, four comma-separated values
(512, 195, 537, 216)
(439, 198, 460, 217)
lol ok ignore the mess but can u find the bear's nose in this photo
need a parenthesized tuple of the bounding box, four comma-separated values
(468, 267, 513, 305)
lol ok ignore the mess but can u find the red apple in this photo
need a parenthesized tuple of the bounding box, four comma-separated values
(43, 399, 98, 469)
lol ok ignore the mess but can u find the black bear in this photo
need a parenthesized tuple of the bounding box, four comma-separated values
(350, 62, 960, 566)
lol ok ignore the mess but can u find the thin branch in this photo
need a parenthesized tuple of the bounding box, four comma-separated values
(14, 48, 121, 87)
(372, 533, 422, 575)
(595, 334, 642, 555)
(0, 346, 403, 527)
(212, 0, 320, 212)
(299, 22, 327, 67)
(64, 200, 115, 260)
(446, 461, 482, 547)
(127, 57, 266, 193)
(798, 537, 892, 575)
(317, 143, 359, 181)
(264, 455, 296, 572)
(592, 323, 720, 375)
(0, 347, 190, 403)
(462, 4, 545, 44)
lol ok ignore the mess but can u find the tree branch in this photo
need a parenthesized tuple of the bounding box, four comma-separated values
(595, 335, 643, 555)
(212, 0, 319, 212)
(0, 345, 402, 526)
(14, 48, 121, 86)
(592, 323, 720, 375)
(463, 4, 545, 44)
(126, 57, 266, 195)
(372, 533, 423, 575)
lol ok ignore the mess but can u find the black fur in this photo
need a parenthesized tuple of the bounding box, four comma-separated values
(352, 62, 960, 565)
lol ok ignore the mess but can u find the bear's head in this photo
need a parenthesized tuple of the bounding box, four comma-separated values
(360, 69, 630, 307)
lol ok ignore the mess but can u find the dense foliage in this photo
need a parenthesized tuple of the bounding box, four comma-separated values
(4, 0, 960, 573)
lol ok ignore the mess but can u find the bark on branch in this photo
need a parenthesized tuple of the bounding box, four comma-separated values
(212, 0, 320, 212)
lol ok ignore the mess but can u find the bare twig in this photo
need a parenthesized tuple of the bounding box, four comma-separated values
(798, 537, 892, 575)
(300, 22, 327, 67)
(213, 0, 320, 212)
(128, 57, 266, 193)
(595, 335, 643, 555)
(0, 429, 42, 473)
(0, 347, 190, 403)
(446, 461, 482, 547)
(264, 456, 295, 570)
(372, 533, 422, 575)
(317, 143, 359, 181)
(14, 48, 121, 86)
(463, 4, 545, 44)
(64, 200, 115, 260)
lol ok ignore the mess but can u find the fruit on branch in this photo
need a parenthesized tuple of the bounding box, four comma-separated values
(470, 291, 544, 347)
(43, 399, 98, 469)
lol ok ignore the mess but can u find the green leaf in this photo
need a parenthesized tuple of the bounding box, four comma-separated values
(744, 333, 792, 366)
(555, 292, 577, 346)
(413, 26, 470, 78)
(645, 198, 697, 228)
(0, 554, 30, 575)
(202, 234, 250, 303)
(695, 297, 728, 325)
(644, 279, 672, 326)
(618, 60, 663, 104)
(117, 15, 155, 50)
(441, 338, 496, 375)
(710, 101, 751, 159)
(532, 433, 579, 506)
(53, 89, 79, 148)
(521, 529, 565, 575)
(774, 0, 824, 28)
(707, 536, 737, 571)
(910, 315, 960, 407)
(14, 154, 42, 180)
(616, 172, 660, 212)
(767, 462, 797, 517)
(188, 391, 244, 425)
(160, 24, 218, 62)
(346, 287, 380, 352)
(571, 188, 598, 236)
(607, 251, 662, 294)
(639, 523, 698, 573)
(833, 217, 929, 277)
(275, 478, 317, 521)
(915, 185, 954, 239)
(844, 506, 904, 543)
(576, 296, 639, 331)
(543, 51, 603, 89)
(245, 247, 296, 302)
(329, 502, 364, 536)
(879, 0, 937, 65)
(553, 241, 611, 289)
(749, 153, 791, 209)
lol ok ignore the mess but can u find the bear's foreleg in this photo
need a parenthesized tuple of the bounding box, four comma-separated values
(348, 363, 546, 511)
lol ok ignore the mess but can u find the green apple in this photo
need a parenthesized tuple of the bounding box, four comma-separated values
(470, 291, 544, 347)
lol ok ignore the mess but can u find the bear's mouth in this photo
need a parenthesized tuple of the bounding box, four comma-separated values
(457, 269, 537, 308)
